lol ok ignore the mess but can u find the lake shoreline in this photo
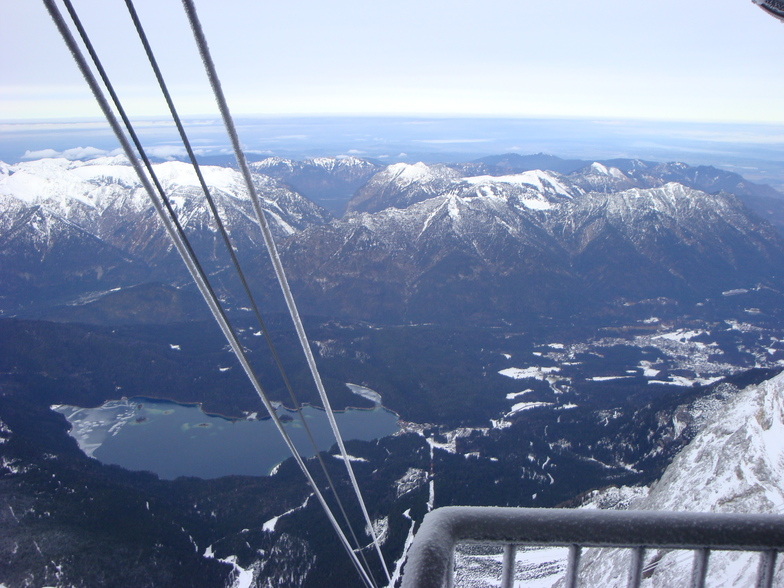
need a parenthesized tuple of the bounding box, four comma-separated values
(52, 395, 402, 480)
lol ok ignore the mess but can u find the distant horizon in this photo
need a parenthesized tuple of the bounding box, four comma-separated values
(6, 111, 784, 125)
(3, 114, 784, 190)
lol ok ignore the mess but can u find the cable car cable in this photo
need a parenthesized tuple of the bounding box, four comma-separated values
(179, 0, 391, 580)
(42, 2, 375, 585)
(119, 0, 380, 579)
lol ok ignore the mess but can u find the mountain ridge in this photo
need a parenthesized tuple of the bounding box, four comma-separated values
(3, 155, 784, 327)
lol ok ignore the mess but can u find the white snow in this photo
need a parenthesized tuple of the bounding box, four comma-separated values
(519, 198, 554, 210)
(345, 382, 382, 405)
(387, 509, 417, 588)
(219, 555, 254, 588)
(203, 545, 260, 588)
(506, 389, 534, 400)
(0, 418, 10, 443)
(648, 375, 722, 387)
(455, 545, 569, 588)
(638, 361, 661, 378)
(507, 402, 553, 415)
(464, 170, 575, 199)
(332, 453, 368, 463)
(490, 419, 513, 429)
(652, 329, 707, 342)
(1, 456, 30, 474)
(368, 516, 389, 548)
(262, 494, 312, 533)
(389, 162, 435, 184)
(570, 371, 784, 586)
(0, 156, 322, 253)
(587, 162, 627, 179)
(588, 376, 634, 382)
(395, 468, 429, 499)
(426, 427, 489, 454)
(499, 366, 560, 380)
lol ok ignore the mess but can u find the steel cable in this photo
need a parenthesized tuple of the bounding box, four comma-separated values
(179, 0, 391, 581)
(42, 1, 375, 585)
(118, 2, 378, 579)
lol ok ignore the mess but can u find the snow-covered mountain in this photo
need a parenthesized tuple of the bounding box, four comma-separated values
(285, 162, 784, 324)
(0, 157, 332, 312)
(4, 153, 784, 588)
(453, 154, 783, 203)
(346, 162, 463, 214)
(1, 156, 331, 241)
(3, 155, 784, 325)
(571, 371, 784, 587)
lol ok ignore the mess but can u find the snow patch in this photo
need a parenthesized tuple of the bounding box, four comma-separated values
(652, 329, 707, 342)
(507, 402, 554, 416)
(395, 468, 429, 499)
(0, 418, 10, 443)
(506, 389, 534, 400)
(346, 382, 382, 405)
(588, 375, 634, 382)
(332, 453, 368, 463)
(262, 494, 312, 533)
(499, 366, 560, 380)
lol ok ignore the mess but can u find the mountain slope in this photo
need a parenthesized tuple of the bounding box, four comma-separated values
(573, 371, 784, 587)
(4, 157, 784, 328)
(251, 156, 380, 215)
(346, 162, 463, 214)
(0, 157, 332, 314)
(452, 154, 784, 233)
(286, 170, 784, 324)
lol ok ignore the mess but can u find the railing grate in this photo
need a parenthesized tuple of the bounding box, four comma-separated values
(400, 507, 784, 588)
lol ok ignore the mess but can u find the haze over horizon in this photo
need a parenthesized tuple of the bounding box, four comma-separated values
(2, 0, 784, 123)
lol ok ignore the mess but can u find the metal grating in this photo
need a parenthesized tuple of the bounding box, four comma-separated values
(400, 506, 784, 588)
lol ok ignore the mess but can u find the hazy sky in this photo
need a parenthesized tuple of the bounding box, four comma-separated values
(2, 0, 784, 123)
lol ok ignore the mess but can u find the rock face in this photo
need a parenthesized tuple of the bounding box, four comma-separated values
(572, 371, 784, 587)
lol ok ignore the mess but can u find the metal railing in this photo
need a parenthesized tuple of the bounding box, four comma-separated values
(400, 506, 784, 588)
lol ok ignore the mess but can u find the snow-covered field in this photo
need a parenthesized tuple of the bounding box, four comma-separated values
(454, 544, 569, 588)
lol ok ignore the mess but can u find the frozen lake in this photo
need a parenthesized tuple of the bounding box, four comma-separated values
(53, 397, 399, 479)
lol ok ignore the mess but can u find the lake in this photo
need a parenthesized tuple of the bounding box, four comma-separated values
(52, 396, 400, 480)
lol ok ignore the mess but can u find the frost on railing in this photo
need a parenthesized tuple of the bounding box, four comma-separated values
(400, 506, 784, 588)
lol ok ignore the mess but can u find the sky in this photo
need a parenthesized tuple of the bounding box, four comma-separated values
(2, 0, 784, 123)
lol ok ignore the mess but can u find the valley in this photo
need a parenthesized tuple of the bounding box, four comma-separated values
(2, 152, 784, 586)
